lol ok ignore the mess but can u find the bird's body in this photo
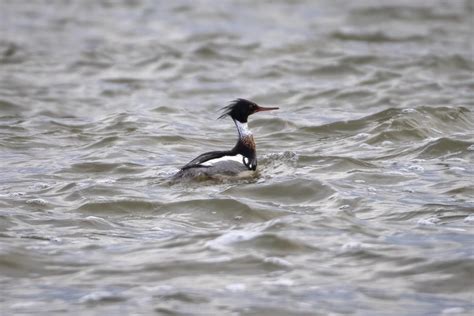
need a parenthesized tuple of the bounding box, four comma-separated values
(172, 99, 278, 180)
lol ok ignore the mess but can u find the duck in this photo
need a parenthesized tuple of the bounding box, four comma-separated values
(173, 98, 278, 180)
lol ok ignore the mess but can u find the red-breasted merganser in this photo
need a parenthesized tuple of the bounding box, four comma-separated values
(173, 99, 278, 179)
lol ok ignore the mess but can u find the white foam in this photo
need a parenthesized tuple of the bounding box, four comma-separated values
(464, 214, 474, 223)
(353, 133, 370, 140)
(26, 198, 47, 206)
(96, 178, 116, 184)
(10, 302, 38, 309)
(78, 291, 122, 304)
(264, 257, 293, 267)
(225, 283, 246, 292)
(31, 183, 50, 190)
(206, 230, 259, 249)
(10, 192, 26, 198)
(407, 165, 424, 172)
(341, 241, 363, 252)
(359, 143, 374, 149)
(264, 278, 295, 286)
(417, 217, 440, 226)
(367, 186, 377, 192)
(83, 216, 115, 228)
(441, 307, 465, 315)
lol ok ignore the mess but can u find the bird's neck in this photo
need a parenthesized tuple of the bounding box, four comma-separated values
(231, 119, 257, 170)
(232, 119, 256, 156)
(234, 120, 252, 138)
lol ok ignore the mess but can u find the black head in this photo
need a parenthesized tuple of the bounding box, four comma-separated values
(218, 98, 278, 123)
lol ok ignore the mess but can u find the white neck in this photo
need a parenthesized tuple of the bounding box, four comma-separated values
(234, 120, 252, 138)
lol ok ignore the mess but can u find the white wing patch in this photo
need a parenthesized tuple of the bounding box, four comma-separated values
(202, 154, 244, 166)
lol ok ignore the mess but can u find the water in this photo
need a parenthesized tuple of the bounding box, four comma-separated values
(1, 0, 473, 315)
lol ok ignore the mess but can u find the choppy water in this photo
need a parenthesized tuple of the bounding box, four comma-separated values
(1, 0, 474, 315)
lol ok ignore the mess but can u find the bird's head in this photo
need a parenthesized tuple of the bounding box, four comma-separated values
(218, 99, 278, 123)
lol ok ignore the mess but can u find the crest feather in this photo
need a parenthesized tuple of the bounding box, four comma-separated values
(217, 98, 255, 119)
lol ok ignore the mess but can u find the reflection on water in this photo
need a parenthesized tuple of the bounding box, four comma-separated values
(1, 0, 473, 315)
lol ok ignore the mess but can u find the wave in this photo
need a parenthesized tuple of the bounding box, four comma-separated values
(300, 106, 472, 140)
(416, 138, 474, 159)
(223, 178, 335, 206)
(64, 162, 144, 174)
(331, 29, 426, 43)
(351, 5, 464, 22)
(0, 98, 25, 115)
(76, 199, 161, 214)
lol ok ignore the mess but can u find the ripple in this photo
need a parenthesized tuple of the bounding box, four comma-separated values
(416, 138, 473, 159)
(351, 5, 463, 22)
(79, 216, 117, 229)
(0, 244, 81, 278)
(82, 136, 119, 149)
(331, 29, 426, 42)
(64, 162, 143, 174)
(0, 40, 27, 64)
(207, 230, 313, 255)
(2, 0, 473, 314)
(0, 98, 25, 116)
(76, 199, 161, 214)
(162, 198, 283, 222)
(300, 155, 377, 172)
(191, 45, 242, 63)
(300, 106, 472, 153)
(223, 178, 335, 205)
(92, 113, 141, 132)
(78, 291, 126, 304)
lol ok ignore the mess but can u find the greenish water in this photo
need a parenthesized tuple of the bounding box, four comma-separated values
(1, 1, 473, 315)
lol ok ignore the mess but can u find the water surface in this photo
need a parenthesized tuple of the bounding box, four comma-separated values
(1, 0, 473, 315)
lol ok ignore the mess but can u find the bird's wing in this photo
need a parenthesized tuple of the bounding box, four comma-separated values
(180, 150, 235, 170)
